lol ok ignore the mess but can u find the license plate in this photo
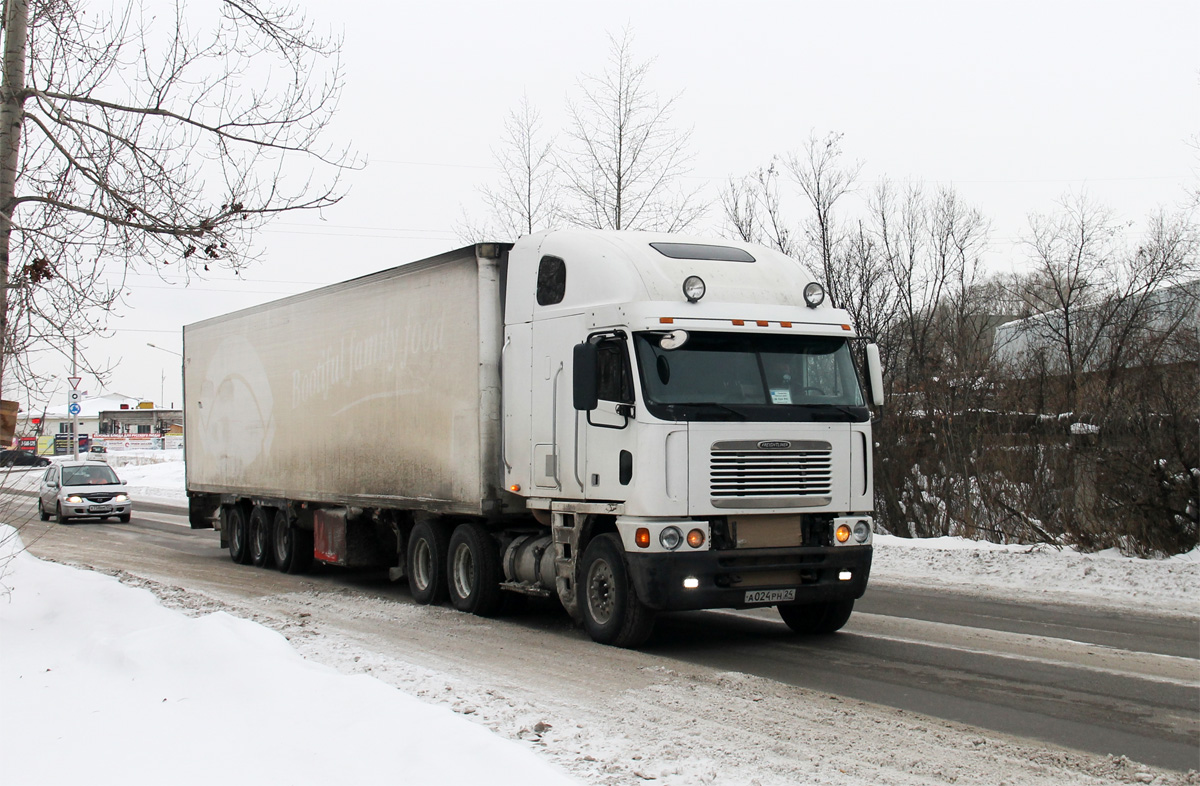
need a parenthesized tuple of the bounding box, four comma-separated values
(88, 505, 112, 514)
(744, 588, 796, 604)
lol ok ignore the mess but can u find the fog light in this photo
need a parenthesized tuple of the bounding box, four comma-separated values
(635, 528, 651, 548)
(687, 528, 705, 548)
(853, 520, 870, 543)
(683, 577, 699, 589)
(839, 570, 853, 581)
(803, 282, 826, 308)
(660, 526, 683, 550)
(683, 275, 706, 302)
(835, 523, 851, 543)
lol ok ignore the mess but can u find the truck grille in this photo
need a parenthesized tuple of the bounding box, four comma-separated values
(710, 440, 832, 507)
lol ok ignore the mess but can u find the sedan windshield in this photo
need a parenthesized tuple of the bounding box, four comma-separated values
(62, 465, 121, 485)
(633, 331, 868, 422)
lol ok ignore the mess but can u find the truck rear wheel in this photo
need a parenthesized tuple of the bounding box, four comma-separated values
(249, 507, 274, 568)
(578, 533, 655, 648)
(447, 522, 502, 617)
(272, 509, 313, 575)
(778, 599, 854, 634)
(225, 506, 251, 564)
(406, 520, 449, 605)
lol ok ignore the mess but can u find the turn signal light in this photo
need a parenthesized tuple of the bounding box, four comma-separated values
(687, 529, 705, 548)
(635, 528, 651, 548)
(835, 524, 852, 543)
(509, 484, 520, 493)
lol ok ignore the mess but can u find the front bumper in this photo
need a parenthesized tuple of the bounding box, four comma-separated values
(625, 544, 872, 612)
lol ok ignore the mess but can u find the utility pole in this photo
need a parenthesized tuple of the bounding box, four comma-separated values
(71, 339, 78, 460)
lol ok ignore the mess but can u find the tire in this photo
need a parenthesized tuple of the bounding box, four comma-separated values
(56, 503, 70, 525)
(225, 506, 251, 564)
(778, 599, 855, 634)
(271, 509, 313, 574)
(406, 519, 449, 605)
(117, 513, 131, 523)
(577, 533, 655, 648)
(446, 522, 503, 617)
(249, 507, 275, 568)
(38, 499, 49, 522)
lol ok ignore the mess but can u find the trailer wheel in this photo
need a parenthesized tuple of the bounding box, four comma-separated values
(249, 507, 275, 568)
(272, 509, 313, 575)
(225, 506, 251, 564)
(777, 599, 854, 634)
(406, 520, 449, 605)
(578, 533, 655, 648)
(447, 522, 502, 617)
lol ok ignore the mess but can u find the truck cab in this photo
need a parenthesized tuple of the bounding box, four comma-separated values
(501, 230, 882, 645)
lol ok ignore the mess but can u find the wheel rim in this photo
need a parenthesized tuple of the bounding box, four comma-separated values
(586, 559, 616, 625)
(452, 542, 474, 600)
(253, 519, 267, 556)
(412, 538, 432, 591)
(230, 514, 244, 552)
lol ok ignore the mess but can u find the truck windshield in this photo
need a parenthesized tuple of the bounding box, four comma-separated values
(632, 331, 869, 422)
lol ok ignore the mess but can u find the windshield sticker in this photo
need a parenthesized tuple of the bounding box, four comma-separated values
(770, 389, 793, 405)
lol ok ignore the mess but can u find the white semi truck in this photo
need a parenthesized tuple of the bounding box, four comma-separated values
(184, 229, 883, 647)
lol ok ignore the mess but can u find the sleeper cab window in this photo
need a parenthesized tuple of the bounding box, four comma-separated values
(536, 255, 566, 306)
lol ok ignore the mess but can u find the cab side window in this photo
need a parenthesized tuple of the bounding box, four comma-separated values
(595, 338, 633, 404)
(536, 256, 566, 306)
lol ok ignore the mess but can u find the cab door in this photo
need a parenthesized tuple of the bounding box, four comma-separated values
(580, 333, 636, 501)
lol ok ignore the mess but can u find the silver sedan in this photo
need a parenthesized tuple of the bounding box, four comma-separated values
(37, 461, 133, 524)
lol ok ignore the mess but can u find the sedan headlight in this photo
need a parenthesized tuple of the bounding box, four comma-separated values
(66, 495, 84, 504)
(113, 494, 128, 503)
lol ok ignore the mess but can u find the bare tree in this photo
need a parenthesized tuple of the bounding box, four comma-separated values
(1, 0, 353, 396)
(786, 132, 862, 302)
(473, 94, 560, 241)
(557, 28, 704, 232)
(720, 160, 798, 257)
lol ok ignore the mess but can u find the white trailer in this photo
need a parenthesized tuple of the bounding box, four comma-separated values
(185, 229, 883, 646)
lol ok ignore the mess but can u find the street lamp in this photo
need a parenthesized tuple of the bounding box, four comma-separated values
(146, 342, 181, 357)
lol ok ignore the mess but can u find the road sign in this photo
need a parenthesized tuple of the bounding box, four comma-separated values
(68, 403, 81, 416)
(68, 376, 81, 389)
(68, 390, 81, 404)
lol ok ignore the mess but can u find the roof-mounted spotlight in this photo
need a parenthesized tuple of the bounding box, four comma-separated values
(683, 275, 706, 303)
(803, 282, 825, 308)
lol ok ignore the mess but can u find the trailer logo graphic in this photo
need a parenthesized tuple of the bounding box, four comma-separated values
(196, 336, 276, 472)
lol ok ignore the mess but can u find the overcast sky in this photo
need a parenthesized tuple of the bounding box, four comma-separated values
(22, 0, 1199, 413)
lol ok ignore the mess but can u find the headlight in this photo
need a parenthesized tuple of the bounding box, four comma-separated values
(803, 282, 825, 308)
(113, 494, 128, 503)
(853, 520, 870, 543)
(67, 495, 83, 504)
(682, 276, 706, 302)
(659, 526, 683, 550)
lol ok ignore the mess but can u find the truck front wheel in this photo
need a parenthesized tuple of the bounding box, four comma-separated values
(578, 534, 655, 648)
(406, 520, 449, 605)
(447, 522, 502, 617)
(225, 506, 251, 564)
(778, 599, 854, 634)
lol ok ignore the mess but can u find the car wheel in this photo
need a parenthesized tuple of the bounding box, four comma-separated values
(447, 522, 503, 617)
(38, 499, 50, 522)
(406, 519, 449, 605)
(577, 533, 655, 648)
(56, 503, 70, 525)
(117, 513, 131, 523)
(777, 599, 854, 634)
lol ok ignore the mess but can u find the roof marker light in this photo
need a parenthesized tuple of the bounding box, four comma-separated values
(731, 319, 744, 326)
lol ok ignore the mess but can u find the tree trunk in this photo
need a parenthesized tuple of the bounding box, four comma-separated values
(0, 0, 29, 397)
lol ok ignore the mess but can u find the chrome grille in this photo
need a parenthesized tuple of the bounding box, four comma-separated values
(710, 440, 832, 503)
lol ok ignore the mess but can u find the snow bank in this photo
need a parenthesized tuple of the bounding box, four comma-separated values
(0, 525, 576, 786)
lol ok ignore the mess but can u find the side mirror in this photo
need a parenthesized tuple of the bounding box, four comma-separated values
(572, 342, 598, 412)
(866, 343, 885, 408)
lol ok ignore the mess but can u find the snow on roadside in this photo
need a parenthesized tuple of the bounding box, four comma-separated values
(871, 534, 1199, 617)
(0, 524, 577, 786)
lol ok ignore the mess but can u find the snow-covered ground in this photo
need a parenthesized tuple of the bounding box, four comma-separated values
(1, 452, 1196, 785)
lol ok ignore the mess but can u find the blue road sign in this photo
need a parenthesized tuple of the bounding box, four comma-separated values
(67, 403, 81, 416)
